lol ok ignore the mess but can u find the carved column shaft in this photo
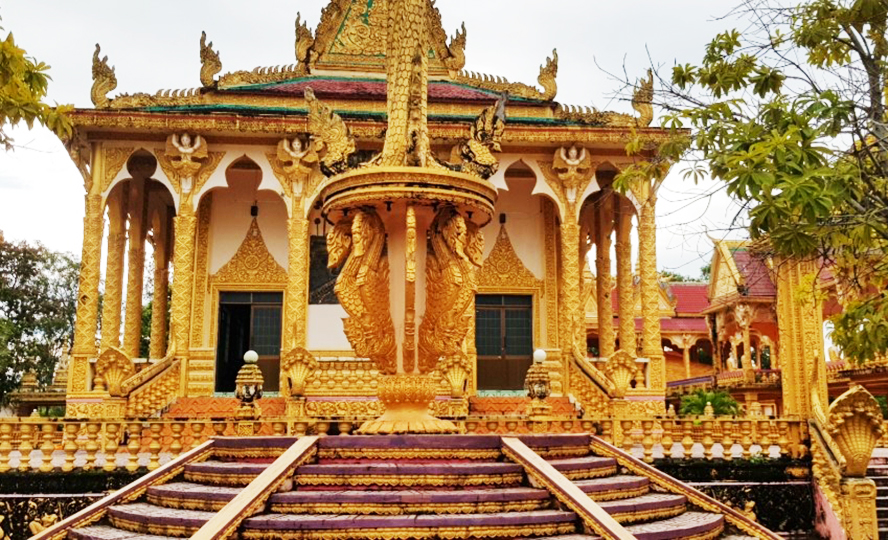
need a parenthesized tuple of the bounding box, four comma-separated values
(777, 258, 827, 416)
(100, 188, 128, 350)
(596, 190, 615, 358)
(123, 177, 148, 358)
(559, 221, 584, 361)
(71, 193, 105, 393)
(149, 206, 170, 359)
(615, 198, 635, 354)
(637, 187, 664, 391)
(170, 212, 197, 359)
(283, 214, 310, 351)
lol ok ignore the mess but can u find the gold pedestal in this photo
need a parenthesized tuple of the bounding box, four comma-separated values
(358, 375, 458, 434)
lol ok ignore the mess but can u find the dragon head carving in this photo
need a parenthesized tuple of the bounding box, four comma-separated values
(326, 218, 353, 269)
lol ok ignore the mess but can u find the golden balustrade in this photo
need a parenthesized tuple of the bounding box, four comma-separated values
(0, 414, 810, 473)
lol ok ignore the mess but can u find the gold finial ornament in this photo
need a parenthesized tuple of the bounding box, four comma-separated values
(199, 31, 222, 87)
(281, 347, 318, 397)
(295, 13, 315, 73)
(304, 88, 356, 175)
(94, 347, 135, 396)
(90, 44, 117, 108)
(538, 49, 558, 101)
(603, 350, 640, 399)
(458, 94, 507, 179)
(443, 22, 467, 77)
(631, 68, 654, 127)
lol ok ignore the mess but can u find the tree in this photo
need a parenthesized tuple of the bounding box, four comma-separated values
(617, 0, 888, 362)
(679, 389, 740, 416)
(0, 236, 79, 402)
(0, 15, 72, 149)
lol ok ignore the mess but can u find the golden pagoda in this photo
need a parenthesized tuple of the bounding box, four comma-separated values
(62, 0, 669, 422)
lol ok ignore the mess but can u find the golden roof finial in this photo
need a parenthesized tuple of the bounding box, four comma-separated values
(90, 44, 116, 108)
(199, 31, 222, 87)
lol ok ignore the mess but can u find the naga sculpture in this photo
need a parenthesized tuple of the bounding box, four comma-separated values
(538, 49, 558, 101)
(90, 44, 117, 108)
(379, 0, 433, 167)
(295, 13, 315, 73)
(327, 208, 397, 374)
(305, 87, 356, 176)
(459, 94, 507, 179)
(417, 206, 484, 374)
(442, 23, 467, 77)
(199, 31, 222, 87)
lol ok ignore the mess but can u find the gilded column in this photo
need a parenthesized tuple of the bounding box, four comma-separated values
(596, 190, 615, 357)
(71, 194, 105, 392)
(777, 258, 826, 417)
(615, 198, 635, 354)
(559, 221, 584, 360)
(635, 180, 665, 392)
(735, 304, 754, 380)
(99, 188, 128, 350)
(283, 214, 310, 349)
(170, 210, 197, 361)
(149, 206, 170, 359)
(122, 177, 148, 358)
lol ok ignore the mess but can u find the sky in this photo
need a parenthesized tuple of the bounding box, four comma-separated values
(0, 0, 750, 278)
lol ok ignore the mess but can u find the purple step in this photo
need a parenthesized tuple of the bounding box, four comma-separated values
(183, 460, 269, 486)
(547, 456, 617, 479)
(269, 487, 551, 513)
(69, 526, 180, 540)
(295, 460, 525, 488)
(146, 481, 242, 511)
(107, 503, 215, 537)
(623, 511, 724, 540)
(597, 493, 687, 523)
(242, 510, 578, 537)
(574, 475, 651, 501)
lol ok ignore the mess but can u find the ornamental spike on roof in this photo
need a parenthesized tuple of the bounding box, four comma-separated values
(82, 0, 659, 130)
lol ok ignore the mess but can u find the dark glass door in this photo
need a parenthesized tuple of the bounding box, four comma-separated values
(476, 295, 533, 390)
(215, 291, 283, 392)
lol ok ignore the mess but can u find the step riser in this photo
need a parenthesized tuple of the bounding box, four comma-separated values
(582, 485, 650, 502)
(269, 499, 552, 514)
(294, 472, 525, 488)
(240, 522, 578, 540)
(183, 470, 259, 486)
(108, 515, 202, 538)
(147, 492, 233, 512)
(609, 504, 687, 524)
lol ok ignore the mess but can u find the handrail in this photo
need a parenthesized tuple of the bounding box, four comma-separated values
(118, 354, 178, 396)
(572, 351, 616, 396)
(29, 439, 215, 540)
(589, 434, 781, 540)
(191, 436, 319, 540)
(502, 437, 634, 540)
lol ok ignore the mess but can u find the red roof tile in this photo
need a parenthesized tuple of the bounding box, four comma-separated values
(227, 77, 502, 103)
(610, 317, 708, 333)
(669, 283, 710, 314)
(731, 248, 776, 298)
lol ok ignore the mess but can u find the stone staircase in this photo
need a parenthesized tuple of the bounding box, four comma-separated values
(868, 453, 888, 539)
(53, 434, 771, 540)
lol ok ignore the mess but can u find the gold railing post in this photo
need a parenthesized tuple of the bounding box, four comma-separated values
(62, 422, 79, 472)
(104, 422, 120, 471)
(38, 422, 56, 472)
(17, 421, 33, 472)
(126, 422, 142, 472)
(0, 422, 14, 473)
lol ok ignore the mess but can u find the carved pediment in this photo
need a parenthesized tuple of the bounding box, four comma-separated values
(478, 225, 543, 291)
(212, 218, 287, 285)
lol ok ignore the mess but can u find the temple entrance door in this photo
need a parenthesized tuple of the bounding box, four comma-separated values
(215, 291, 282, 393)
(475, 294, 533, 391)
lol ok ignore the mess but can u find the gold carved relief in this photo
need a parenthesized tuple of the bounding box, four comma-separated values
(99, 147, 134, 195)
(327, 208, 397, 374)
(94, 347, 135, 396)
(211, 218, 288, 286)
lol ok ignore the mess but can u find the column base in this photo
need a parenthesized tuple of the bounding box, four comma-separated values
(357, 375, 459, 434)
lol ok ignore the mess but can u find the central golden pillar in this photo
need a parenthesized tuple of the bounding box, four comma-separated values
(314, 0, 502, 434)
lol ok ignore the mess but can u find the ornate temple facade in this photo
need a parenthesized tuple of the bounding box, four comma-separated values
(61, 0, 671, 421)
